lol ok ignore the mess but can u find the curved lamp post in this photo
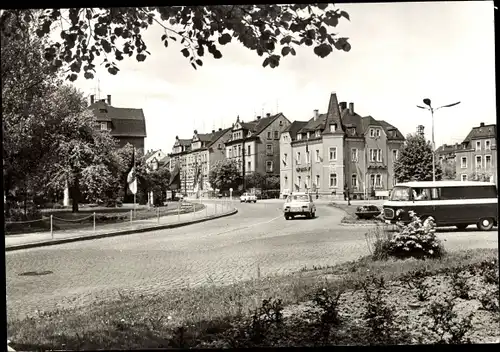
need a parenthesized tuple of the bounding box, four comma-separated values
(417, 99, 461, 182)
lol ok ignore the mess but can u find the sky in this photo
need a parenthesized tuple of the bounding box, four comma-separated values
(70, 1, 496, 153)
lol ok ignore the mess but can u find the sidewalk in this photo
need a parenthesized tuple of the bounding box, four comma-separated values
(5, 200, 237, 251)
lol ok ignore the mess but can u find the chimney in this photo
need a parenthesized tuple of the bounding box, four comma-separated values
(348, 102, 354, 115)
(339, 102, 347, 111)
(90, 94, 95, 105)
(194, 129, 197, 134)
(257, 115, 261, 120)
(480, 122, 485, 127)
(266, 113, 271, 117)
(219, 128, 222, 131)
(107, 94, 111, 105)
(212, 129, 215, 134)
(313, 109, 319, 121)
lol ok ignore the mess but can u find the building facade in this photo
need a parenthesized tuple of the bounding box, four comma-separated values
(224, 113, 291, 183)
(89, 94, 147, 152)
(454, 122, 497, 184)
(280, 92, 405, 199)
(169, 128, 232, 196)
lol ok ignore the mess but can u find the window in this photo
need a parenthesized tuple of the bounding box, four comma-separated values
(266, 144, 273, 155)
(485, 155, 492, 169)
(392, 149, 399, 162)
(306, 175, 310, 188)
(370, 174, 375, 187)
(228, 149, 232, 158)
(267, 131, 272, 139)
(315, 130, 321, 137)
(238, 145, 242, 156)
(376, 129, 381, 137)
(461, 157, 467, 168)
(279, 120, 283, 127)
(461, 174, 467, 182)
(274, 131, 279, 139)
(296, 152, 301, 165)
(375, 174, 382, 188)
(306, 132, 310, 139)
(485, 140, 491, 150)
(247, 161, 251, 170)
(329, 173, 338, 188)
(315, 149, 321, 162)
(297, 175, 301, 187)
(306, 151, 310, 164)
(297, 134, 302, 140)
(351, 174, 358, 189)
(329, 147, 337, 161)
(283, 153, 288, 166)
(247, 145, 251, 156)
(316, 175, 320, 187)
(370, 128, 381, 137)
(476, 155, 482, 169)
(329, 124, 337, 132)
(351, 148, 358, 162)
(100, 122, 107, 130)
(369, 149, 382, 162)
(284, 176, 288, 187)
(476, 140, 481, 151)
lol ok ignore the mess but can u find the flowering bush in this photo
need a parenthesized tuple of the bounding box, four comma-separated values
(388, 211, 445, 259)
(369, 211, 445, 260)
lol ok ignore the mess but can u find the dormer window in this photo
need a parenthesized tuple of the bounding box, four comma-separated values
(100, 122, 107, 131)
(350, 127, 356, 135)
(315, 130, 321, 137)
(329, 124, 336, 132)
(307, 132, 310, 139)
(297, 134, 302, 140)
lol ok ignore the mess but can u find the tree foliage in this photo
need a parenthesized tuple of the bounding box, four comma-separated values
(245, 171, 266, 189)
(441, 159, 456, 180)
(209, 159, 242, 192)
(469, 171, 493, 182)
(0, 5, 351, 81)
(394, 134, 443, 183)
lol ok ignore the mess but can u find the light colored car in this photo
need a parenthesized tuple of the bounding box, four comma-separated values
(240, 192, 257, 203)
(283, 192, 316, 220)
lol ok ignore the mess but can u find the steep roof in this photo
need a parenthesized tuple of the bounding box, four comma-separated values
(90, 100, 147, 138)
(207, 127, 232, 147)
(462, 123, 496, 144)
(234, 113, 285, 135)
(435, 143, 461, 155)
(323, 93, 344, 135)
(284, 120, 309, 140)
(377, 120, 406, 141)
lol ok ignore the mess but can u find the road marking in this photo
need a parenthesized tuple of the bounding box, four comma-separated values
(206, 213, 283, 237)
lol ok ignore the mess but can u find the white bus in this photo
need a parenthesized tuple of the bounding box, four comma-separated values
(383, 181, 498, 231)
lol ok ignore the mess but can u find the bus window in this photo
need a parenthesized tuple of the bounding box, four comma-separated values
(390, 187, 410, 201)
(431, 188, 440, 200)
(413, 188, 431, 201)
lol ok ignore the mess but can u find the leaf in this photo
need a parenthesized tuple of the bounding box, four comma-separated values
(313, 43, 332, 58)
(164, 40, 169, 48)
(218, 33, 232, 45)
(136, 54, 147, 62)
(324, 15, 339, 27)
(262, 57, 270, 68)
(318, 3, 329, 10)
(290, 47, 296, 56)
(181, 48, 190, 58)
(101, 39, 112, 53)
(213, 50, 222, 59)
(84, 71, 94, 79)
(161, 34, 167, 41)
(281, 46, 290, 56)
(191, 62, 197, 70)
(340, 10, 350, 21)
(195, 59, 203, 66)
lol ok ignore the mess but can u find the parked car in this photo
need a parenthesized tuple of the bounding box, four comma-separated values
(355, 205, 381, 219)
(283, 192, 316, 220)
(240, 192, 257, 203)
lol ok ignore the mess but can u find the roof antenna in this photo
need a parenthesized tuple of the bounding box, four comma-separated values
(276, 99, 279, 114)
(97, 78, 101, 100)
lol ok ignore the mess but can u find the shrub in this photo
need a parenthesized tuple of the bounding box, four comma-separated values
(6, 206, 42, 221)
(364, 224, 394, 261)
(308, 286, 343, 344)
(449, 267, 471, 300)
(427, 297, 473, 344)
(367, 211, 445, 261)
(400, 269, 432, 301)
(248, 298, 285, 345)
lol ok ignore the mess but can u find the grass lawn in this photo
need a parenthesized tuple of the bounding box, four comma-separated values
(8, 248, 499, 349)
(5, 202, 205, 235)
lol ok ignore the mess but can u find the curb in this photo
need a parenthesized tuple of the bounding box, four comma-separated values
(5, 208, 238, 252)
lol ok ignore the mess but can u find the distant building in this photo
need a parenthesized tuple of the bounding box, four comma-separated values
(280, 92, 405, 199)
(416, 124, 425, 137)
(435, 143, 460, 164)
(169, 128, 232, 196)
(224, 113, 291, 183)
(145, 149, 169, 171)
(89, 94, 147, 152)
(454, 122, 497, 184)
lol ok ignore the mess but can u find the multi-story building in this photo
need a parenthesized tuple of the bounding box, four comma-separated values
(435, 143, 460, 164)
(280, 92, 405, 199)
(145, 149, 169, 171)
(89, 94, 147, 152)
(224, 113, 291, 184)
(455, 122, 497, 184)
(169, 128, 232, 196)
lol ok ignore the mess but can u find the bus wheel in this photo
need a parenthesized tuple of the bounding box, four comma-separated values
(477, 218, 494, 231)
(456, 224, 468, 231)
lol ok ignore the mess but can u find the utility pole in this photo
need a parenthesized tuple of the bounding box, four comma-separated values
(242, 136, 246, 192)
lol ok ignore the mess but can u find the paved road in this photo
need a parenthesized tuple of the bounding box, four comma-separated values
(6, 202, 498, 320)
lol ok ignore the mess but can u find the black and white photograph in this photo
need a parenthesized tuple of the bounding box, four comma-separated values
(3, 2, 499, 349)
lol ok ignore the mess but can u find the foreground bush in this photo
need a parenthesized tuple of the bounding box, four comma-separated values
(366, 211, 445, 261)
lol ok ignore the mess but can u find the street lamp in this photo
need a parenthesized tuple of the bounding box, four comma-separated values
(416, 98, 461, 182)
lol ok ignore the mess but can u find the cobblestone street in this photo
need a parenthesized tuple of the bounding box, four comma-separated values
(6, 201, 498, 320)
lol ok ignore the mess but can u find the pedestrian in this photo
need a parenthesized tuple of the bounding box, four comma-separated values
(346, 187, 351, 206)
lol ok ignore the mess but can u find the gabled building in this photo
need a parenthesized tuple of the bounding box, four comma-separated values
(145, 149, 169, 171)
(89, 94, 147, 152)
(224, 113, 291, 184)
(169, 127, 232, 196)
(280, 92, 405, 199)
(435, 143, 460, 164)
(455, 122, 497, 184)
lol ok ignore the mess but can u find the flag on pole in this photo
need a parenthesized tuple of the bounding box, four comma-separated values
(127, 147, 137, 195)
(169, 162, 181, 190)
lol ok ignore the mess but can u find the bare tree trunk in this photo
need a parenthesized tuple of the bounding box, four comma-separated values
(71, 174, 80, 213)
